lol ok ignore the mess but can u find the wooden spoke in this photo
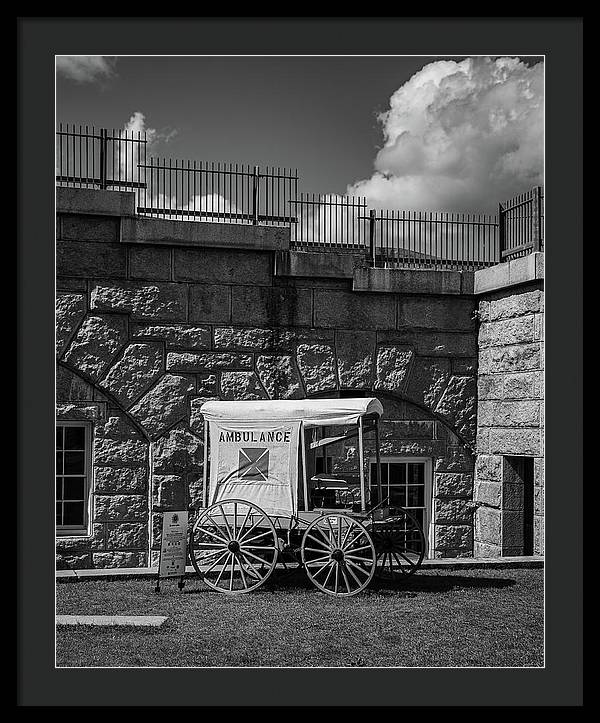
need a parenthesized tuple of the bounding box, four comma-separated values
(214, 554, 231, 588)
(239, 548, 271, 566)
(340, 564, 352, 594)
(218, 504, 234, 541)
(304, 546, 333, 555)
(313, 560, 335, 579)
(238, 504, 253, 537)
(202, 550, 229, 576)
(237, 554, 249, 589)
(304, 532, 332, 551)
(237, 517, 263, 544)
(339, 525, 353, 550)
(325, 515, 336, 538)
(341, 529, 366, 548)
(344, 561, 363, 587)
(342, 543, 372, 555)
(345, 558, 372, 576)
(198, 524, 230, 545)
(395, 550, 417, 567)
(392, 552, 412, 574)
(189, 499, 278, 594)
(304, 555, 331, 567)
(194, 541, 228, 550)
(237, 553, 263, 580)
(229, 555, 236, 591)
(322, 562, 336, 588)
(241, 530, 274, 546)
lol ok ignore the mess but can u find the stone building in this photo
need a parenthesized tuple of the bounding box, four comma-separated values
(55, 187, 544, 569)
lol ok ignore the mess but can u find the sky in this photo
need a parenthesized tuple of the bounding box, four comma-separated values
(56, 55, 544, 213)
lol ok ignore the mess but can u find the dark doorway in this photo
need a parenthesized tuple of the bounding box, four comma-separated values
(502, 456, 534, 556)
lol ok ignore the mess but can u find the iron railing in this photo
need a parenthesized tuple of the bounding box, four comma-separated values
(56, 125, 544, 271)
(289, 194, 368, 251)
(56, 125, 297, 226)
(136, 158, 298, 226)
(363, 209, 499, 271)
(56, 124, 147, 190)
(499, 186, 544, 260)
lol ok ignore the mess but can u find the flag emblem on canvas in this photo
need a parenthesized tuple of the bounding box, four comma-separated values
(238, 448, 269, 481)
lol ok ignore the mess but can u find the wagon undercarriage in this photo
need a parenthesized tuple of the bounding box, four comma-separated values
(189, 499, 426, 597)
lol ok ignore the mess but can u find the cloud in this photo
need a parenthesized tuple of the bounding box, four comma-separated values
(122, 111, 178, 149)
(56, 56, 116, 84)
(119, 112, 178, 182)
(348, 57, 544, 213)
(122, 111, 156, 145)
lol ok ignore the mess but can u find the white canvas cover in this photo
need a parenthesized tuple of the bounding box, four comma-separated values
(208, 420, 301, 517)
(200, 397, 383, 428)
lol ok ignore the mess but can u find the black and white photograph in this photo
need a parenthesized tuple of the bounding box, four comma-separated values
(17, 16, 583, 707)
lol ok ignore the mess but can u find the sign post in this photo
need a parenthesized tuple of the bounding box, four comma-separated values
(155, 510, 188, 593)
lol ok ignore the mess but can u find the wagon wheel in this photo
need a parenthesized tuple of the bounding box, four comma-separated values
(369, 508, 426, 581)
(189, 499, 278, 594)
(301, 514, 376, 597)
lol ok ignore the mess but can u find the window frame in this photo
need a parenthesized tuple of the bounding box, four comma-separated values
(369, 456, 434, 556)
(55, 420, 93, 537)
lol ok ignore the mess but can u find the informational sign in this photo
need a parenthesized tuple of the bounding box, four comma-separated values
(209, 421, 301, 517)
(158, 510, 188, 580)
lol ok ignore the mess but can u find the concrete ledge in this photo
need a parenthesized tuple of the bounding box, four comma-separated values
(121, 216, 290, 251)
(474, 252, 544, 295)
(353, 267, 474, 296)
(56, 556, 543, 582)
(423, 556, 543, 571)
(57, 565, 197, 581)
(56, 615, 167, 627)
(275, 250, 364, 279)
(57, 187, 136, 217)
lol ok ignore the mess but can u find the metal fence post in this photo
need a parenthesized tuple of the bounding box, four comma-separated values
(252, 165, 259, 225)
(532, 185, 542, 252)
(497, 202, 504, 263)
(99, 128, 108, 190)
(369, 209, 376, 267)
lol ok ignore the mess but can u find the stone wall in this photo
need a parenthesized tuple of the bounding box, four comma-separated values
(56, 190, 541, 568)
(474, 283, 544, 556)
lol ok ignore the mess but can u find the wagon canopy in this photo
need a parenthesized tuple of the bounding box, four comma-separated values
(199, 398, 384, 428)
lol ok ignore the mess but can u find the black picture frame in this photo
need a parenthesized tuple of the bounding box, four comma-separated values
(18, 16, 582, 707)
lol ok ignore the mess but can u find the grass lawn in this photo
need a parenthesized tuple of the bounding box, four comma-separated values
(56, 567, 543, 668)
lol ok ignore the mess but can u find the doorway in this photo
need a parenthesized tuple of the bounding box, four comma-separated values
(502, 456, 534, 556)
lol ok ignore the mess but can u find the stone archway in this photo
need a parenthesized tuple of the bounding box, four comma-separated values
(56, 362, 152, 569)
(303, 388, 476, 559)
(57, 357, 206, 570)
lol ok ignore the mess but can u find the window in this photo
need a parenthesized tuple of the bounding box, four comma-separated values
(369, 457, 433, 553)
(315, 454, 333, 475)
(56, 422, 92, 535)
